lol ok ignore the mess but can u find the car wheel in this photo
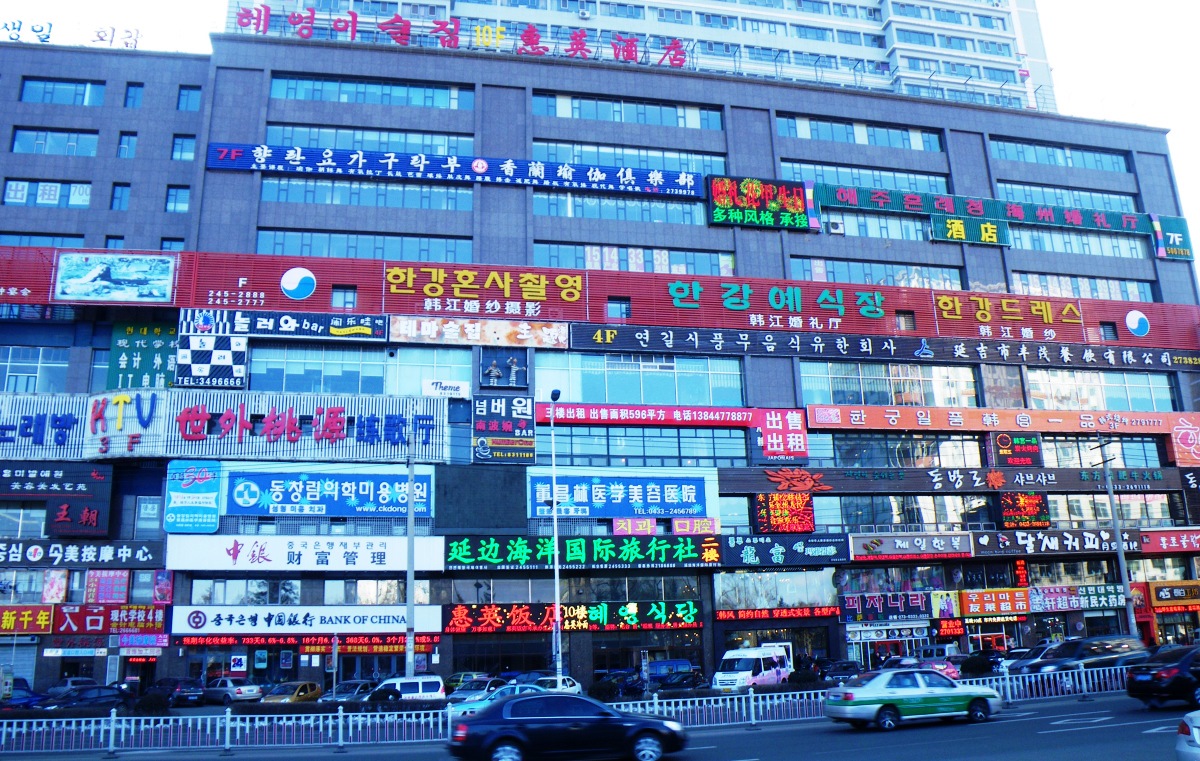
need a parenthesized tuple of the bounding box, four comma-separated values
(632, 733, 663, 761)
(875, 705, 900, 731)
(967, 699, 990, 723)
(490, 742, 523, 761)
(223, 695, 233, 706)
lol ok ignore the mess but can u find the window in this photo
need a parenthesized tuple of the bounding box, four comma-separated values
(607, 297, 631, 319)
(532, 92, 724, 131)
(533, 141, 725, 175)
(893, 3, 928, 19)
(866, 125, 911, 149)
(269, 75, 473, 110)
(176, 85, 202, 111)
(1099, 323, 1119, 340)
(265, 125, 473, 156)
(105, 236, 124, 249)
(0, 346, 70, 393)
(1009, 226, 1150, 260)
(124, 83, 144, 108)
(538, 425, 747, 467)
(1011, 272, 1152, 303)
(257, 230, 472, 261)
(1027, 368, 1176, 412)
(118, 132, 137, 158)
(792, 257, 961, 290)
(793, 24, 831, 41)
(983, 67, 1016, 83)
(805, 431, 982, 468)
(896, 311, 916, 331)
(160, 238, 185, 251)
(863, 34, 885, 48)
(896, 30, 935, 46)
(0, 233, 84, 247)
(110, 183, 130, 211)
(249, 343, 387, 394)
(11, 129, 99, 156)
(0, 504, 45, 539)
(836, 30, 860, 45)
(190, 579, 301, 605)
(533, 192, 706, 225)
(799, 361, 978, 407)
(21, 79, 105, 106)
(996, 182, 1136, 213)
(171, 135, 197, 161)
(324, 579, 429, 604)
(1041, 436, 1161, 469)
(332, 285, 358, 309)
(814, 210, 930, 242)
(165, 186, 190, 213)
(536, 352, 743, 406)
(534, 243, 733, 276)
(781, 161, 948, 194)
(938, 35, 972, 52)
(3, 180, 91, 208)
(261, 177, 473, 211)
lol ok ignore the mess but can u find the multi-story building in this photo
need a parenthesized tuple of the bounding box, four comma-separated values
(0, 20, 1195, 692)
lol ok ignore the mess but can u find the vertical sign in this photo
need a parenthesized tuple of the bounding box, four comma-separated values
(106, 322, 178, 391)
(752, 492, 816, 534)
(990, 433, 1043, 468)
(473, 395, 535, 463)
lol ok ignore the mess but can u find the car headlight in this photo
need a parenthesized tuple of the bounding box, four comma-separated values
(664, 721, 684, 733)
(1040, 665, 1059, 672)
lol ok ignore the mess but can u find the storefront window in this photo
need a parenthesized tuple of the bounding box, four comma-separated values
(827, 494, 988, 530)
(1027, 560, 1111, 585)
(323, 579, 428, 604)
(129, 570, 156, 603)
(1129, 557, 1187, 582)
(1044, 493, 1171, 525)
(1042, 436, 1163, 468)
(835, 565, 945, 594)
(191, 578, 300, 604)
(0, 503, 45, 538)
(0, 569, 43, 603)
(536, 352, 743, 406)
(134, 497, 163, 539)
(805, 432, 983, 468)
(714, 569, 836, 609)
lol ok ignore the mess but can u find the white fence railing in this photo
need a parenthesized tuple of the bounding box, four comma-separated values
(0, 667, 1131, 754)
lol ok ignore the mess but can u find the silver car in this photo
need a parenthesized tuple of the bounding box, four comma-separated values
(446, 677, 508, 704)
(317, 680, 377, 703)
(205, 677, 263, 705)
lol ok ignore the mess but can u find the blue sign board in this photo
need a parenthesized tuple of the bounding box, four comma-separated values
(527, 475, 707, 519)
(165, 460, 222, 534)
(206, 143, 703, 199)
(226, 470, 433, 517)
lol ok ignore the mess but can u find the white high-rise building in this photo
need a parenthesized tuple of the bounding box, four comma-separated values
(225, 0, 1056, 111)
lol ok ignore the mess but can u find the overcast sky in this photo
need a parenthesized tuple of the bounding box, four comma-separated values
(23, 0, 1200, 285)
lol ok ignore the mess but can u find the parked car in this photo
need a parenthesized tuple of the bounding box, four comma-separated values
(510, 670, 555, 685)
(449, 684, 546, 718)
(447, 672, 489, 694)
(146, 677, 206, 708)
(822, 661, 865, 683)
(262, 681, 322, 703)
(1177, 708, 1200, 760)
(824, 668, 1002, 730)
(648, 671, 708, 693)
(998, 648, 1031, 672)
(1009, 635, 1148, 674)
(534, 675, 582, 694)
(447, 692, 687, 761)
(371, 675, 446, 702)
(318, 680, 377, 703)
(44, 677, 98, 697)
(448, 678, 510, 705)
(879, 657, 921, 670)
(0, 686, 47, 710)
(919, 657, 961, 680)
(205, 677, 263, 705)
(37, 685, 136, 714)
(1126, 645, 1200, 708)
(592, 670, 645, 699)
(1004, 644, 1050, 672)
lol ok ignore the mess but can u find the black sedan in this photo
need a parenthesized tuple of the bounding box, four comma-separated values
(648, 671, 707, 693)
(1126, 645, 1200, 708)
(146, 677, 206, 707)
(36, 685, 137, 713)
(448, 692, 686, 761)
(822, 660, 865, 682)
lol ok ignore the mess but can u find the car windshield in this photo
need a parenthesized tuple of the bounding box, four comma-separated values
(718, 657, 756, 672)
(842, 673, 879, 688)
(832, 661, 859, 669)
(459, 680, 490, 691)
(1147, 647, 1194, 664)
(333, 683, 364, 695)
(267, 684, 297, 696)
(1043, 642, 1079, 659)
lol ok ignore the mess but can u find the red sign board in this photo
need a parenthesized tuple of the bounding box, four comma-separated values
(934, 619, 965, 637)
(443, 601, 701, 633)
(0, 605, 53, 634)
(1139, 529, 1200, 554)
(959, 589, 1031, 616)
(990, 433, 1043, 468)
(53, 604, 166, 635)
(752, 492, 815, 534)
(299, 634, 440, 655)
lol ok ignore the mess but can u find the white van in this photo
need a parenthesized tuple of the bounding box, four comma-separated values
(711, 643, 793, 693)
(918, 643, 960, 660)
(373, 675, 446, 701)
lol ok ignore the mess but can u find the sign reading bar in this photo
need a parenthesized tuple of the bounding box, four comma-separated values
(443, 601, 701, 633)
(706, 176, 820, 232)
(473, 395, 535, 464)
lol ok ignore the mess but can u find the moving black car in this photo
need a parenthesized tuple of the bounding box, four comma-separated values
(36, 685, 137, 713)
(822, 660, 865, 682)
(1126, 645, 1200, 708)
(146, 677, 206, 707)
(448, 692, 686, 761)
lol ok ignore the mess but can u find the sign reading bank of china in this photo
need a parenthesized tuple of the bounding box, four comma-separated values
(82, 389, 447, 463)
(173, 604, 442, 636)
(206, 143, 702, 199)
(164, 535, 445, 573)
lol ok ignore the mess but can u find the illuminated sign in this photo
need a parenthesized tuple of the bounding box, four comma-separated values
(1139, 529, 1200, 554)
(443, 601, 701, 633)
(999, 491, 1051, 530)
(706, 176, 820, 232)
(473, 395, 535, 464)
(990, 433, 1043, 468)
(298, 634, 441, 655)
(715, 606, 839, 621)
(526, 467, 714, 520)
(1150, 581, 1200, 608)
(390, 316, 569, 348)
(717, 533, 851, 566)
(973, 528, 1140, 557)
(444, 534, 720, 570)
(850, 533, 971, 561)
(959, 588, 1030, 616)
(1028, 584, 1125, 612)
(963, 615, 1025, 624)
(1014, 558, 1029, 588)
(840, 593, 930, 622)
(752, 492, 815, 534)
(933, 619, 965, 637)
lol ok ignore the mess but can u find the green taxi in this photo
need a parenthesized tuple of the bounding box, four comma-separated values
(824, 668, 1001, 730)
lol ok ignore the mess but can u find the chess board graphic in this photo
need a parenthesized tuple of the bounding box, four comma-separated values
(173, 334, 248, 388)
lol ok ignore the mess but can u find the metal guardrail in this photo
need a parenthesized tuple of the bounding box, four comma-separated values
(0, 667, 1132, 754)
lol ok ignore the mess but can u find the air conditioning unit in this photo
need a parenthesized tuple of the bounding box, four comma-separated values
(827, 220, 845, 235)
(578, 9, 591, 19)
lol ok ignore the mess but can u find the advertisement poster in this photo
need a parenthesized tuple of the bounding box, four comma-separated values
(999, 491, 1051, 530)
(53, 252, 175, 304)
(165, 460, 222, 534)
(153, 570, 174, 604)
(106, 322, 177, 391)
(85, 569, 130, 604)
(42, 568, 68, 603)
(473, 395, 535, 464)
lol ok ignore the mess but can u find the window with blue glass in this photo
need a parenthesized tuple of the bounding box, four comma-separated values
(533, 192, 705, 225)
(21, 79, 105, 106)
(265, 125, 474, 156)
(256, 230, 472, 261)
(535, 243, 733, 276)
(269, 75, 473, 109)
(261, 178, 473, 211)
(799, 361, 978, 407)
(11, 129, 98, 157)
(1027, 368, 1176, 412)
(536, 352, 744, 406)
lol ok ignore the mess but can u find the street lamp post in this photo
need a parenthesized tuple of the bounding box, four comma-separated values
(1094, 436, 1139, 637)
(404, 450, 417, 678)
(548, 389, 563, 682)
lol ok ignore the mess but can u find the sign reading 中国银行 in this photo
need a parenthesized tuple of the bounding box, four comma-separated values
(705, 176, 820, 232)
(173, 605, 442, 635)
(206, 143, 703, 198)
(444, 534, 720, 570)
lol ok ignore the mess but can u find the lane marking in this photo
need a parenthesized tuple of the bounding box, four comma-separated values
(1039, 718, 1176, 734)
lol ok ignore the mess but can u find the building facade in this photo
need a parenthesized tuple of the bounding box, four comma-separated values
(0, 28, 1196, 691)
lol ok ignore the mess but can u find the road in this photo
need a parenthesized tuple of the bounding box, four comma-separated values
(12, 694, 1188, 760)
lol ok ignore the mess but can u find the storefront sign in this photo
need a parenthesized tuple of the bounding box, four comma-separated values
(444, 534, 720, 570)
(1138, 529, 1200, 554)
(752, 492, 815, 534)
(574, 324, 1200, 373)
(85, 570, 129, 603)
(106, 321, 177, 391)
(173, 605, 442, 635)
(715, 530, 849, 566)
(0, 462, 114, 538)
(999, 491, 1051, 530)
(53, 604, 166, 635)
(389, 316, 569, 348)
(613, 519, 657, 536)
(422, 380, 471, 399)
(52, 252, 175, 304)
(1149, 581, 1200, 609)
(537, 402, 757, 427)
(208, 143, 703, 199)
(43, 648, 107, 657)
(179, 308, 387, 342)
(840, 592, 931, 622)
(223, 464, 434, 517)
(706, 176, 820, 232)
(933, 619, 965, 637)
(174, 635, 305, 647)
(526, 467, 715, 519)
(1029, 584, 1126, 613)
(172, 334, 247, 388)
(671, 517, 719, 535)
(0, 605, 52, 634)
(473, 395, 535, 464)
(443, 601, 702, 633)
(807, 404, 1179, 436)
(849, 533, 971, 561)
(959, 589, 1030, 616)
(165, 460, 221, 534)
(121, 633, 170, 647)
(0, 539, 161, 568)
(165, 535, 445, 572)
(299, 633, 441, 655)
(0, 394, 87, 460)
(972, 529, 1140, 557)
(715, 606, 839, 621)
(990, 433, 1043, 468)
